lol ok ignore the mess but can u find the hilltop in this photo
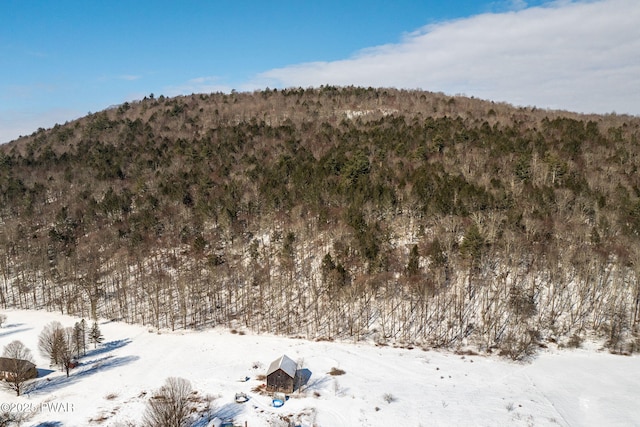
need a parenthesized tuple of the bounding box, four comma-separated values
(1, 87, 640, 357)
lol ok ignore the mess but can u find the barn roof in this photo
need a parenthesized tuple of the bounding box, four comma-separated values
(0, 357, 35, 372)
(266, 354, 297, 378)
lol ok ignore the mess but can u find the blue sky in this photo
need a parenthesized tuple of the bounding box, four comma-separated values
(1, 0, 638, 143)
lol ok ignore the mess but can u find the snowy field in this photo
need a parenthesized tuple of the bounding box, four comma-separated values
(0, 309, 638, 426)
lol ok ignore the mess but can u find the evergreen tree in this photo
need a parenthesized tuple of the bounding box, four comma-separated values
(89, 321, 104, 349)
(407, 244, 420, 276)
(73, 320, 87, 357)
(460, 224, 485, 266)
(81, 319, 87, 355)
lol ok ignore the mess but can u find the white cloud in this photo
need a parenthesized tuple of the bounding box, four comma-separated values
(251, 0, 640, 115)
(4, 0, 637, 145)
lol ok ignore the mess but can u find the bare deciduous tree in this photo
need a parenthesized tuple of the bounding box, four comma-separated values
(38, 321, 65, 367)
(60, 327, 78, 377)
(143, 377, 194, 427)
(38, 321, 77, 377)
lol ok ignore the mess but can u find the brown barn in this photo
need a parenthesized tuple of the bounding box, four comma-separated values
(0, 357, 38, 381)
(266, 355, 297, 393)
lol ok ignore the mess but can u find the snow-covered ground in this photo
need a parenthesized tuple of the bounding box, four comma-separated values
(0, 309, 638, 426)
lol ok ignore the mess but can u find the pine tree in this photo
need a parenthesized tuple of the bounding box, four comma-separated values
(73, 320, 87, 357)
(89, 321, 104, 349)
(80, 319, 87, 355)
(407, 244, 420, 276)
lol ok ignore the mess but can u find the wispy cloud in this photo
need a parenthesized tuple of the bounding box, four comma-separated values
(118, 75, 141, 81)
(486, 0, 530, 13)
(1, 83, 59, 101)
(25, 50, 50, 58)
(508, 0, 529, 10)
(250, 0, 640, 115)
(96, 74, 143, 83)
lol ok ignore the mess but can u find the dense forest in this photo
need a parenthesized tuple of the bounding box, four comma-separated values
(2, 87, 640, 359)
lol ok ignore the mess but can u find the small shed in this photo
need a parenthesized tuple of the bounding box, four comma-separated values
(0, 357, 37, 381)
(266, 355, 297, 393)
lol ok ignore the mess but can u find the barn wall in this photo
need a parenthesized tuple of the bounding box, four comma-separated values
(0, 364, 38, 380)
(267, 369, 294, 393)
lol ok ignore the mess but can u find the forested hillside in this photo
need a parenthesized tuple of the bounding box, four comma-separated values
(2, 87, 640, 358)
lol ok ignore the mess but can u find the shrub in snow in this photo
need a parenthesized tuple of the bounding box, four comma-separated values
(143, 377, 194, 427)
(328, 367, 345, 376)
(383, 392, 396, 403)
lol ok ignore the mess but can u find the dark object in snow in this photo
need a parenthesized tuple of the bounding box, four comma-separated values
(235, 392, 249, 403)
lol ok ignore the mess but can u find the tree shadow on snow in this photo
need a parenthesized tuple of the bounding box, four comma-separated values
(32, 423, 63, 427)
(213, 402, 244, 420)
(30, 355, 139, 395)
(192, 402, 244, 427)
(3, 322, 25, 328)
(75, 354, 140, 378)
(0, 326, 32, 338)
(304, 374, 331, 391)
(83, 338, 132, 358)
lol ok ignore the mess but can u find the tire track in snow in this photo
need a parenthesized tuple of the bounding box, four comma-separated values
(523, 372, 571, 427)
